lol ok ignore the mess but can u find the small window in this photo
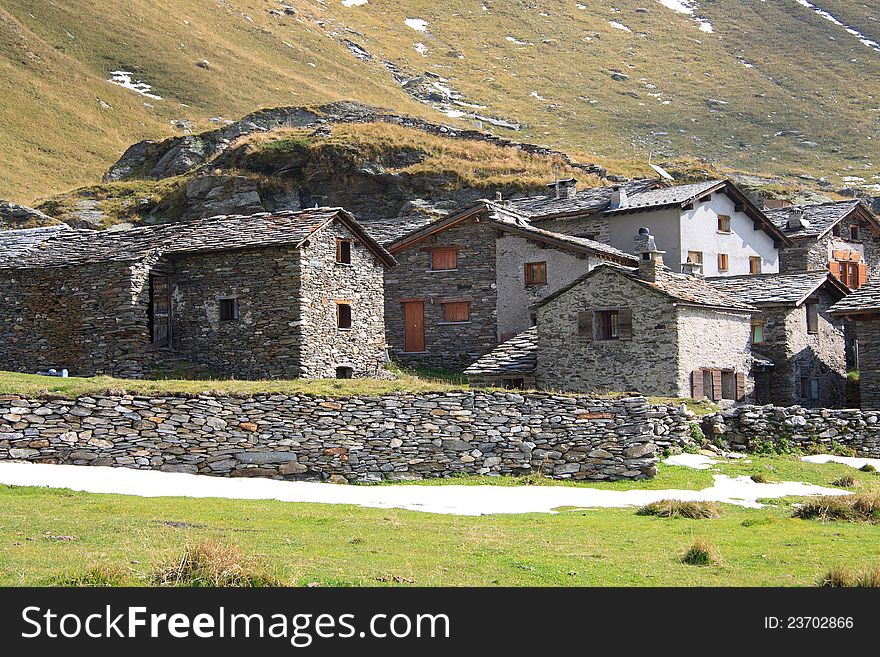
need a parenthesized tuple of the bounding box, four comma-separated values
(337, 302, 352, 329)
(595, 310, 620, 341)
(806, 302, 818, 334)
(717, 214, 731, 233)
(524, 261, 547, 287)
(751, 319, 764, 344)
(219, 298, 239, 321)
(851, 225, 859, 241)
(336, 239, 352, 264)
(442, 301, 470, 323)
(335, 366, 353, 379)
(687, 251, 703, 265)
(800, 371, 820, 400)
(431, 247, 458, 271)
(717, 253, 729, 272)
(832, 224, 841, 237)
(749, 256, 762, 275)
(721, 371, 736, 400)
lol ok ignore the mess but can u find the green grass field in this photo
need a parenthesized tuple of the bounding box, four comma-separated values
(2, 455, 879, 587)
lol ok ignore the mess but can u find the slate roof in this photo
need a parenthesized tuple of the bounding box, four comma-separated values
(603, 180, 724, 213)
(830, 279, 880, 316)
(764, 200, 865, 238)
(705, 271, 848, 306)
(505, 179, 658, 219)
(463, 327, 537, 376)
(534, 264, 757, 313)
(0, 225, 70, 263)
(0, 209, 395, 270)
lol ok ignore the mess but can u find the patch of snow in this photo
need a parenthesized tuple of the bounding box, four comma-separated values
(698, 21, 713, 32)
(609, 21, 632, 32)
(655, 1, 714, 33)
(414, 42, 429, 56)
(663, 453, 718, 469)
(795, 0, 880, 52)
(405, 18, 428, 32)
(108, 71, 162, 100)
(802, 454, 880, 470)
(506, 36, 531, 45)
(530, 90, 547, 101)
(0, 463, 848, 516)
(341, 0, 368, 6)
(445, 110, 466, 118)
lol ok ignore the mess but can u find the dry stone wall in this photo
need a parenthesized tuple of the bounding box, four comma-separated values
(0, 392, 699, 482)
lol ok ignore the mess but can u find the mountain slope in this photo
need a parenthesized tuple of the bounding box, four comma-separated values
(1, 0, 878, 203)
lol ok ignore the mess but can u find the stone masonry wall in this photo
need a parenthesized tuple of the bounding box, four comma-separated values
(385, 212, 497, 371)
(0, 260, 155, 378)
(854, 318, 880, 410)
(0, 392, 695, 482)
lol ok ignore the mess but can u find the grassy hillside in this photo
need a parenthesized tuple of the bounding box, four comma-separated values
(1, 0, 878, 203)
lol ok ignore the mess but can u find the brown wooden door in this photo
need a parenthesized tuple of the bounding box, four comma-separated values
(403, 301, 425, 353)
(150, 274, 171, 347)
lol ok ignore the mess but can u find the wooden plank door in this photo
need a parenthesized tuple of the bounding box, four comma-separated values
(150, 274, 171, 347)
(403, 301, 425, 353)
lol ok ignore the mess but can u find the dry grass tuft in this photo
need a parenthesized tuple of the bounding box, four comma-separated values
(637, 500, 722, 519)
(819, 564, 880, 587)
(681, 538, 723, 566)
(793, 492, 880, 524)
(151, 540, 281, 587)
(831, 475, 856, 488)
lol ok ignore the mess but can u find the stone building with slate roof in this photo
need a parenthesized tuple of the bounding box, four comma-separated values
(831, 280, 880, 409)
(469, 229, 759, 400)
(766, 200, 880, 289)
(707, 272, 849, 407)
(385, 200, 638, 371)
(507, 179, 791, 278)
(0, 209, 395, 379)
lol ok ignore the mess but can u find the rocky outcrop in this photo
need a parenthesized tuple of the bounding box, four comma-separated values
(0, 201, 56, 229)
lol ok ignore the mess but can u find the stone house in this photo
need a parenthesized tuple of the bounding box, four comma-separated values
(830, 281, 880, 409)
(706, 272, 849, 407)
(0, 208, 395, 379)
(467, 229, 759, 400)
(506, 178, 791, 277)
(385, 201, 637, 371)
(766, 200, 880, 289)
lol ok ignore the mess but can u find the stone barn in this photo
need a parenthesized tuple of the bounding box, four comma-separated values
(0, 208, 395, 379)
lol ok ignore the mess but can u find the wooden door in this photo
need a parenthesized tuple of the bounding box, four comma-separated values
(403, 301, 425, 353)
(150, 274, 171, 347)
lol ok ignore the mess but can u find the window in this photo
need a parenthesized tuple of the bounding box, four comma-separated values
(751, 319, 764, 344)
(579, 309, 632, 340)
(431, 247, 458, 271)
(749, 256, 762, 275)
(837, 261, 864, 289)
(442, 301, 470, 323)
(336, 239, 352, 264)
(336, 302, 352, 329)
(851, 225, 859, 241)
(335, 366, 353, 379)
(219, 298, 239, 321)
(524, 261, 547, 287)
(693, 368, 744, 401)
(800, 370, 819, 400)
(687, 251, 703, 265)
(595, 309, 620, 340)
(721, 371, 736, 400)
(717, 214, 731, 233)
(806, 302, 818, 334)
(832, 224, 841, 237)
(717, 253, 729, 272)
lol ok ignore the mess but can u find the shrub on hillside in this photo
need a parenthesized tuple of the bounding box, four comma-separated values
(681, 538, 723, 566)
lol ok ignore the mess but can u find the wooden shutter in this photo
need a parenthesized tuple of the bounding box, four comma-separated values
(858, 262, 868, 288)
(443, 302, 470, 322)
(431, 248, 458, 270)
(711, 369, 723, 401)
(735, 372, 746, 402)
(617, 308, 633, 339)
(578, 311, 593, 339)
(691, 370, 704, 399)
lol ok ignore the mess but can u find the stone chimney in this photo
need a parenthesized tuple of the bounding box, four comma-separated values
(634, 227, 665, 282)
(609, 185, 628, 210)
(786, 208, 809, 230)
(547, 178, 578, 200)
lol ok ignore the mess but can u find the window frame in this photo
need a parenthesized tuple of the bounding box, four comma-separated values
(806, 302, 819, 334)
(850, 225, 860, 241)
(751, 318, 765, 344)
(717, 214, 731, 233)
(336, 301, 353, 330)
(524, 261, 548, 287)
(336, 239, 352, 265)
(441, 301, 471, 323)
(749, 256, 762, 275)
(219, 298, 240, 322)
(594, 309, 620, 341)
(430, 247, 459, 271)
(687, 251, 703, 265)
(717, 253, 729, 273)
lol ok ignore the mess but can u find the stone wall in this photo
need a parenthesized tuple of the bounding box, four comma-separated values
(704, 404, 880, 457)
(0, 260, 155, 378)
(0, 392, 698, 482)
(385, 212, 498, 370)
(854, 318, 880, 410)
